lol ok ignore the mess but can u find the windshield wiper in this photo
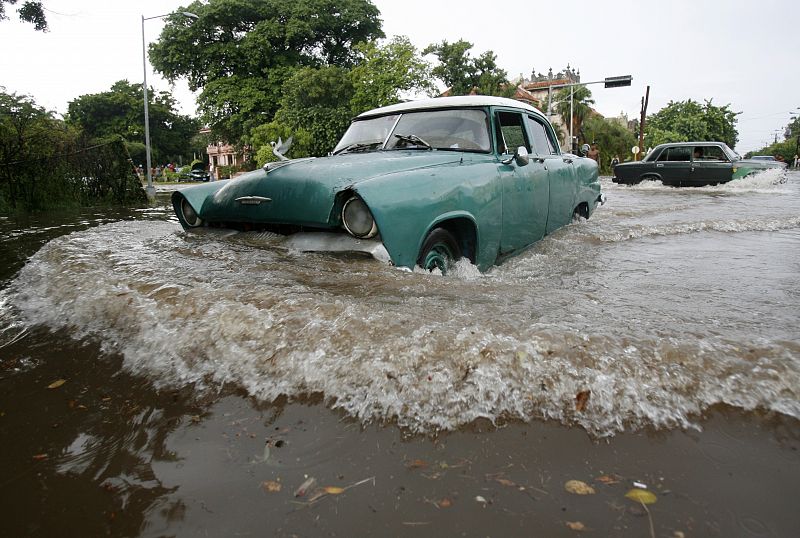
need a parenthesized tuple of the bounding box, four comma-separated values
(393, 134, 432, 150)
(332, 142, 382, 155)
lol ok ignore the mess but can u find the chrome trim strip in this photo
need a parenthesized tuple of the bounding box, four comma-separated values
(236, 196, 272, 205)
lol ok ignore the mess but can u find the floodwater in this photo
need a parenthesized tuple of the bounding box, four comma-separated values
(1, 171, 799, 536)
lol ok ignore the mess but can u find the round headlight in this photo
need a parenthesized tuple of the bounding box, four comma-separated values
(181, 198, 203, 227)
(342, 197, 378, 238)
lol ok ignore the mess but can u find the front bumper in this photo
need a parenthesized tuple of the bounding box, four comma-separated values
(282, 232, 391, 264)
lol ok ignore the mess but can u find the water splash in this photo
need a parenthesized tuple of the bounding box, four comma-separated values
(7, 212, 799, 438)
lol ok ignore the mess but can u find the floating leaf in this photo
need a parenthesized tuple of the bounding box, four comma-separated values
(494, 478, 517, 487)
(625, 488, 657, 505)
(32, 454, 48, 461)
(261, 480, 282, 493)
(437, 497, 452, 508)
(47, 379, 66, 389)
(406, 459, 428, 469)
(475, 495, 487, 504)
(566, 521, 588, 531)
(575, 390, 590, 412)
(323, 486, 344, 495)
(596, 474, 621, 485)
(565, 480, 596, 495)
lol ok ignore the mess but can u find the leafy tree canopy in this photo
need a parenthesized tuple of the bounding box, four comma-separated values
(1, 88, 144, 211)
(349, 36, 434, 114)
(646, 99, 739, 149)
(66, 80, 200, 165)
(0, 0, 46, 31)
(149, 0, 384, 145)
(251, 36, 433, 165)
(581, 115, 637, 174)
(423, 39, 512, 97)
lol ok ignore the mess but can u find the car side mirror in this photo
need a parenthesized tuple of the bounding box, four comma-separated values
(502, 146, 529, 166)
(581, 144, 590, 156)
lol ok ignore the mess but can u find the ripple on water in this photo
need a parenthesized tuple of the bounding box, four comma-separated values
(7, 181, 800, 438)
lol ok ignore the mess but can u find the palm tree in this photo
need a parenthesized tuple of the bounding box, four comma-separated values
(553, 86, 595, 146)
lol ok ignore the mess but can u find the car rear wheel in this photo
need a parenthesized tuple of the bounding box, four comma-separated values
(417, 228, 462, 274)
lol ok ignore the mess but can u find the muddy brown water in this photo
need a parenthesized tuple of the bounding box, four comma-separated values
(1, 172, 799, 536)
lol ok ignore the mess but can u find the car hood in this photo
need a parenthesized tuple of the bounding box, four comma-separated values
(198, 151, 465, 226)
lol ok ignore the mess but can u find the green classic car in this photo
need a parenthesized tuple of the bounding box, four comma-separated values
(612, 141, 786, 187)
(173, 96, 603, 272)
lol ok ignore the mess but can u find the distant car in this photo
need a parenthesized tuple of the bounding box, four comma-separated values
(612, 142, 786, 187)
(172, 96, 604, 273)
(190, 162, 211, 182)
(749, 155, 778, 162)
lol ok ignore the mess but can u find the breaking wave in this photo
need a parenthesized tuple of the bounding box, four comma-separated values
(7, 201, 800, 436)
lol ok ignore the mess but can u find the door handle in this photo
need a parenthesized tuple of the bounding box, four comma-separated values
(656, 163, 664, 167)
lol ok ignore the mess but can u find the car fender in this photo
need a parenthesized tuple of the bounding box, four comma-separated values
(172, 180, 230, 228)
(351, 160, 502, 270)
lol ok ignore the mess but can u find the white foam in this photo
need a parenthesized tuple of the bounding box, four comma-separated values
(7, 217, 800, 438)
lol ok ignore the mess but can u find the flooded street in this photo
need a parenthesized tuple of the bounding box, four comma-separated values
(1, 171, 799, 536)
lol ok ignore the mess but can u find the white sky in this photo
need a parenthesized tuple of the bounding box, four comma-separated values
(1, 0, 797, 153)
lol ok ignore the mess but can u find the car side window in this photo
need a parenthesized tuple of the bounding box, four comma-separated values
(695, 146, 728, 161)
(665, 147, 691, 162)
(495, 111, 530, 155)
(526, 115, 557, 155)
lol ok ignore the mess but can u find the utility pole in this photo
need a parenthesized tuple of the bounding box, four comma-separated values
(637, 85, 650, 161)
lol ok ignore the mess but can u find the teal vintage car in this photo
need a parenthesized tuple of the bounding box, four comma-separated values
(612, 141, 786, 187)
(173, 96, 603, 273)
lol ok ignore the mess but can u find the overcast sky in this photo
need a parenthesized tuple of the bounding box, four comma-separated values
(1, 0, 796, 153)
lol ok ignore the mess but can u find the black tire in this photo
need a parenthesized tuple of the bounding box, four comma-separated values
(417, 228, 462, 274)
(573, 203, 589, 220)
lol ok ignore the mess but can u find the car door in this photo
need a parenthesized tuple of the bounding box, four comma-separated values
(689, 145, 733, 185)
(494, 110, 548, 254)
(653, 146, 692, 185)
(523, 115, 574, 233)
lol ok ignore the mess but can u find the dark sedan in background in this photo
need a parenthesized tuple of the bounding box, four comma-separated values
(612, 141, 786, 187)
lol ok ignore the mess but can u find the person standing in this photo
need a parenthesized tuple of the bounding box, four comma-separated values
(587, 143, 600, 164)
(793, 154, 799, 168)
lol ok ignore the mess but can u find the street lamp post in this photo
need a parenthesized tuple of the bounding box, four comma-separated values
(141, 11, 198, 199)
(546, 75, 633, 152)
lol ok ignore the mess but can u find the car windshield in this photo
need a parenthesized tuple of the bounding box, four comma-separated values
(332, 109, 491, 154)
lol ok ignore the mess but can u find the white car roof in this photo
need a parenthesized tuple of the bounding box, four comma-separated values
(357, 95, 546, 120)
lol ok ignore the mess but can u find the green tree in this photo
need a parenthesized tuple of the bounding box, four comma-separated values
(423, 39, 513, 97)
(66, 80, 199, 165)
(553, 85, 595, 144)
(581, 116, 637, 174)
(645, 99, 739, 149)
(1, 89, 144, 211)
(149, 0, 383, 145)
(349, 36, 434, 114)
(251, 37, 433, 164)
(269, 66, 355, 159)
(0, 0, 46, 31)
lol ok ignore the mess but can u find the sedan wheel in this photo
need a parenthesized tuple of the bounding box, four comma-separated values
(417, 228, 462, 274)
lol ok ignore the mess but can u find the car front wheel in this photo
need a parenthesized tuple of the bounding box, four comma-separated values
(417, 228, 462, 274)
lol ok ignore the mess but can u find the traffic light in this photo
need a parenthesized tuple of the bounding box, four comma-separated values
(604, 75, 633, 88)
